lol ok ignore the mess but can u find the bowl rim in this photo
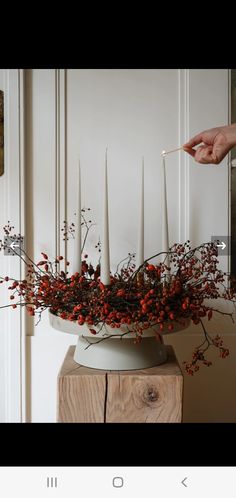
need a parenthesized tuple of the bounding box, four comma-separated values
(48, 308, 192, 338)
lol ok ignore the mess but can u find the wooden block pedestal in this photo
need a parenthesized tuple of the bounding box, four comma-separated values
(57, 345, 183, 423)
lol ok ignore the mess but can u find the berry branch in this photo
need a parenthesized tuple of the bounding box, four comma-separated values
(0, 216, 234, 375)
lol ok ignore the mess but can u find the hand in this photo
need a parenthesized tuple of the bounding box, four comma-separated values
(183, 124, 236, 164)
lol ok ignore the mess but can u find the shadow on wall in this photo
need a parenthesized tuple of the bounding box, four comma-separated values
(164, 314, 236, 422)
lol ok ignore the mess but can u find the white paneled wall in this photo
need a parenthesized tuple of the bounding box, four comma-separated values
(2, 69, 235, 422)
(0, 70, 5, 422)
(66, 69, 180, 268)
(189, 70, 229, 264)
(25, 70, 77, 423)
(0, 70, 25, 422)
(29, 69, 185, 421)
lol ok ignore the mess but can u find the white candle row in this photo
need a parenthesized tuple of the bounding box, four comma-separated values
(73, 153, 170, 284)
(137, 154, 170, 273)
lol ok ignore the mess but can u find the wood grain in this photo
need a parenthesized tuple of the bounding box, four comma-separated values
(57, 348, 107, 422)
(57, 346, 183, 423)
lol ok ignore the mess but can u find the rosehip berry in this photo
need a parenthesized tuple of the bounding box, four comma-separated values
(117, 289, 125, 297)
(147, 264, 155, 271)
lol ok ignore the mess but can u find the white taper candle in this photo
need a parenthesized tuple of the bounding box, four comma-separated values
(136, 157, 144, 268)
(72, 160, 82, 275)
(161, 153, 170, 278)
(100, 149, 111, 285)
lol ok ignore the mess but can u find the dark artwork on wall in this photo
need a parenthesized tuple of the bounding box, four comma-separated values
(0, 90, 3, 176)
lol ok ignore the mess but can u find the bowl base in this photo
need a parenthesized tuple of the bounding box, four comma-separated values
(74, 336, 168, 370)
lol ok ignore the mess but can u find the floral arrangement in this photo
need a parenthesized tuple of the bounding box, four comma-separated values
(0, 212, 235, 375)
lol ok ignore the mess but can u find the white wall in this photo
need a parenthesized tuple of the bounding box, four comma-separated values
(0, 70, 24, 422)
(0, 70, 5, 422)
(189, 70, 229, 252)
(24, 70, 77, 423)
(22, 69, 236, 421)
(66, 69, 180, 266)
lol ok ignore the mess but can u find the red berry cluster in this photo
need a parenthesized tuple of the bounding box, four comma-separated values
(0, 223, 235, 375)
(183, 333, 230, 375)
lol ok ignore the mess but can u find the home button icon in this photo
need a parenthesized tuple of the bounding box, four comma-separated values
(112, 477, 124, 488)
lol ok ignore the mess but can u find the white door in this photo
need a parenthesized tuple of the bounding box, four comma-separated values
(0, 70, 25, 422)
(1, 69, 235, 422)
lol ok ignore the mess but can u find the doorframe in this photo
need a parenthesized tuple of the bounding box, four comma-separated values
(19, 68, 26, 422)
(0, 69, 26, 422)
(2, 69, 67, 422)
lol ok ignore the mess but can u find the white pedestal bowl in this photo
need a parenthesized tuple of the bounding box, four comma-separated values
(49, 310, 190, 371)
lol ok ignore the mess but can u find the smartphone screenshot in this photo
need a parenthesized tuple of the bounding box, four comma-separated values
(0, 66, 236, 496)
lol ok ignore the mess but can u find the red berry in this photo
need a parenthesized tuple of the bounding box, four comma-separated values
(117, 289, 125, 297)
(147, 264, 155, 271)
(142, 304, 148, 313)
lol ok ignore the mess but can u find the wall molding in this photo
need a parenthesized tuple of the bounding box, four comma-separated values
(55, 69, 67, 273)
(0, 69, 26, 422)
(55, 70, 60, 263)
(19, 69, 26, 422)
